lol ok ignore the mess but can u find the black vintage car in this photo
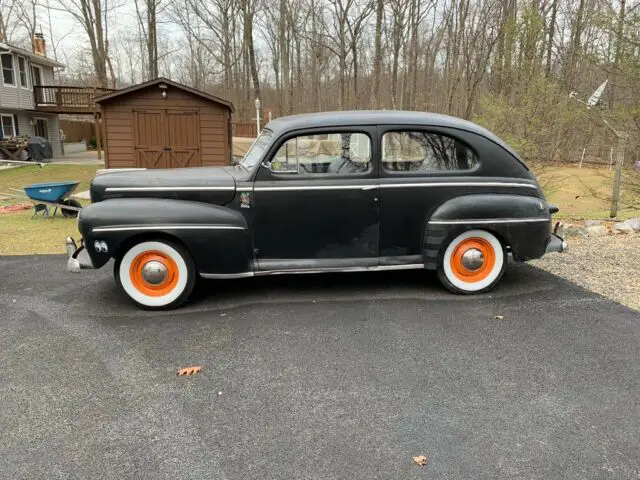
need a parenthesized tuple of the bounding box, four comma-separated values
(66, 111, 566, 309)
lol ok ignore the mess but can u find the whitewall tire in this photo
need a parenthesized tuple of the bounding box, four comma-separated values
(115, 240, 195, 309)
(437, 229, 506, 294)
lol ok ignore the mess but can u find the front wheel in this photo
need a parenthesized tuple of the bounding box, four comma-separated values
(114, 240, 196, 310)
(437, 229, 506, 294)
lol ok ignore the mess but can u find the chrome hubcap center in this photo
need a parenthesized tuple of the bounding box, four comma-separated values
(461, 248, 484, 271)
(141, 260, 168, 285)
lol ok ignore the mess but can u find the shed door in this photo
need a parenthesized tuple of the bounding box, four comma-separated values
(134, 110, 167, 169)
(166, 110, 200, 168)
(133, 109, 201, 169)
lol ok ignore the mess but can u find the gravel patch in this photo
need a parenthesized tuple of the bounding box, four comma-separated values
(531, 233, 640, 311)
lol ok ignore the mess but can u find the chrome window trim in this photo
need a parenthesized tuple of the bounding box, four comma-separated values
(428, 218, 549, 225)
(105, 186, 235, 192)
(92, 225, 245, 233)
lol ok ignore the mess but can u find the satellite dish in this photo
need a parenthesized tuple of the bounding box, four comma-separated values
(587, 79, 608, 109)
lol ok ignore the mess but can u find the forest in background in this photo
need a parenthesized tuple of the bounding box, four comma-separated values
(1, 0, 640, 167)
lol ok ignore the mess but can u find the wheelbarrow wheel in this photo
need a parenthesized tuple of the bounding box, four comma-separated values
(60, 199, 82, 218)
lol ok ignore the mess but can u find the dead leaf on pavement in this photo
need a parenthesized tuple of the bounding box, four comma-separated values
(413, 455, 428, 466)
(177, 365, 202, 376)
(494, 315, 504, 320)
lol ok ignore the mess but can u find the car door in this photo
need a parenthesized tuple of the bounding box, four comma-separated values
(378, 126, 480, 260)
(252, 127, 380, 271)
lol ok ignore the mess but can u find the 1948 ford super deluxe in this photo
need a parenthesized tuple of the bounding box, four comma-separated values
(66, 111, 566, 309)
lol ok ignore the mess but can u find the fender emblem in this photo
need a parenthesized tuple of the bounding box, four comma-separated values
(239, 191, 252, 208)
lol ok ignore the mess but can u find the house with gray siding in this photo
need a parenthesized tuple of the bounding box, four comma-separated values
(0, 40, 66, 158)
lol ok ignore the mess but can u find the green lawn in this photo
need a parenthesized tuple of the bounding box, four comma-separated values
(0, 163, 638, 255)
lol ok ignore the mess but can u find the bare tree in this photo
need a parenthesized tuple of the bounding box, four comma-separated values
(53, 0, 122, 88)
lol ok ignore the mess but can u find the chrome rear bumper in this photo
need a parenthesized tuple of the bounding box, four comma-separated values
(66, 237, 95, 272)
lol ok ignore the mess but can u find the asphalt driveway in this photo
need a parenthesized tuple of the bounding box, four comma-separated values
(1, 256, 638, 479)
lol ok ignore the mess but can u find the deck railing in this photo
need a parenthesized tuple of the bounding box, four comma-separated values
(33, 85, 116, 113)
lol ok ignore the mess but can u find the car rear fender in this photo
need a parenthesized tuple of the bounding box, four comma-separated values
(423, 194, 552, 269)
(78, 198, 252, 274)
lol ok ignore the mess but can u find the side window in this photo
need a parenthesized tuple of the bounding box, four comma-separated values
(270, 132, 371, 176)
(382, 131, 477, 173)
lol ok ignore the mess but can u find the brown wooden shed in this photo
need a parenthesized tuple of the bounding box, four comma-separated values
(95, 78, 234, 169)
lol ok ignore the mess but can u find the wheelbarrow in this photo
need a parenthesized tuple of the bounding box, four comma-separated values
(21, 181, 83, 218)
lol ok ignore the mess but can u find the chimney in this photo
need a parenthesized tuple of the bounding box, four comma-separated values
(33, 33, 46, 57)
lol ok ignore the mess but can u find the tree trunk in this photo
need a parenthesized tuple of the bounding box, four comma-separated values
(279, 0, 289, 114)
(545, 0, 557, 78)
(147, 0, 158, 79)
(372, 0, 383, 107)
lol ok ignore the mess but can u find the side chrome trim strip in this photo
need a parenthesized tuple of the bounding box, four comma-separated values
(254, 185, 378, 191)
(380, 182, 538, 189)
(92, 225, 245, 233)
(200, 272, 256, 279)
(428, 218, 549, 225)
(105, 186, 235, 192)
(199, 263, 425, 279)
(253, 182, 537, 192)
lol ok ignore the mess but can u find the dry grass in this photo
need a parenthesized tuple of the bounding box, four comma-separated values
(0, 163, 638, 256)
(534, 165, 640, 220)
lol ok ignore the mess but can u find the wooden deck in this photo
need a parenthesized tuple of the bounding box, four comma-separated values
(33, 86, 116, 114)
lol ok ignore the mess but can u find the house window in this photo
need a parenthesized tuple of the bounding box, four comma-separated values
(34, 118, 48, 139)
(31, 65, 42, 86)
(1, 115, 16, 138)
(1, 54, 15, 85)
(18, 56, 28, 87)
(381, 131, 478, 173)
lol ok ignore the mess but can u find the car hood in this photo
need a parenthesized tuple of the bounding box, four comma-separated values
(90, 167, 237, 204)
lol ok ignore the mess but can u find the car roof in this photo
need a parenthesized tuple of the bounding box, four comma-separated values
(265, 110, 522, 162)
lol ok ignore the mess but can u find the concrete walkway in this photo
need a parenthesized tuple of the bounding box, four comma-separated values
(51, 150, 105, 166)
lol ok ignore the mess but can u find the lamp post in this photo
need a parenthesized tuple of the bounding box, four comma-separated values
(255, 98, 261, 136)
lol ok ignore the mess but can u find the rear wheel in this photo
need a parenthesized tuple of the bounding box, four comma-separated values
(114, 240, 196, 310)
(437, 229, 506, 294)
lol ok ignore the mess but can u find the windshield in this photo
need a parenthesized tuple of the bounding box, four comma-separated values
(241, 130, 273, 169)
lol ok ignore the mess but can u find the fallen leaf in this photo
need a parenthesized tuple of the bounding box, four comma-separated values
(177, 365, 202, 376)
(413, 455, 428, 466)
(494, 315, 504, 320)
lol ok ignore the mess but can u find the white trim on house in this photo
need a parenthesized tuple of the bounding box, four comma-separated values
(1, 113, 16, 137)
(17, 55, 29, 89)
(1, 52, 16, 87)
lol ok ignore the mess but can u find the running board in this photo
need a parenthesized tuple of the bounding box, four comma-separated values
(200, 263, 424, 279)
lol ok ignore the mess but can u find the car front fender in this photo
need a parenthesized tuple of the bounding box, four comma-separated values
(78, 198, 251, 274)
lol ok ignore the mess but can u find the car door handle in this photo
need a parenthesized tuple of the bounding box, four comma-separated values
(361, 185, 378, 191)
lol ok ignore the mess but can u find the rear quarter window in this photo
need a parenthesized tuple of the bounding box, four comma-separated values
(382, 131, 478, 173)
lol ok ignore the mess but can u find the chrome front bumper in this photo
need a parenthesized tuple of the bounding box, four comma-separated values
(66, 237, 95, 272)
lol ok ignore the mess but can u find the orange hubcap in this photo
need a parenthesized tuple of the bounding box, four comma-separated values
(450, 238, 496, 282)
(129, 251, 179, 296)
